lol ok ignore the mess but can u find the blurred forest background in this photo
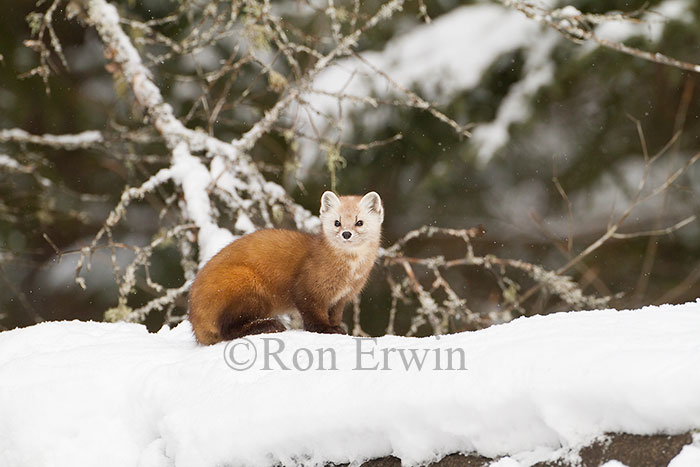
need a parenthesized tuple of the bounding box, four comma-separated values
(1, 0, 699, 336)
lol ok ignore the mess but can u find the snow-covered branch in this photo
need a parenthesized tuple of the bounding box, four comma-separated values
(501, 0, 700, 73)
(82, 0, 314, 234)
(0, 128, 104, 149)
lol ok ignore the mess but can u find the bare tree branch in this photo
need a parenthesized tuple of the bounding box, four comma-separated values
(501, 1, 700, 74)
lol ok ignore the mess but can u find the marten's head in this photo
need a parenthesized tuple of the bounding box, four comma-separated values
(320, 191, 383, 250)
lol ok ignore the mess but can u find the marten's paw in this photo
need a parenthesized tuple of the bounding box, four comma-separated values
(306, 324, 347, 335)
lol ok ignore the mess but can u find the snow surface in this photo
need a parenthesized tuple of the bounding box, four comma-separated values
(1, 302, 700, 466)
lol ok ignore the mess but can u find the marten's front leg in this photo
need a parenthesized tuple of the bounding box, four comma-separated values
(291, 288, 332, 333)
(327, 298, 349, 334)
(292, 273, 347, 334)
(295, 297, 346, 334)
(299, 307, 335, 334)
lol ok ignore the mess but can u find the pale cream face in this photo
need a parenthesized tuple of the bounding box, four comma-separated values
(319, 191, 383, 250)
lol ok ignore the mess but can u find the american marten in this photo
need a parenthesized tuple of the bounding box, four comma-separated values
(188, 191, 384, 344)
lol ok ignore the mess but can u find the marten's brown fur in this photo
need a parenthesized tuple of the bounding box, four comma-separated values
(188, 191, 383, 344)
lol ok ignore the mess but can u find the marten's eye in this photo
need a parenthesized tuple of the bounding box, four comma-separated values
(334, 220, 341, 227)
(355, 220, 363, 227)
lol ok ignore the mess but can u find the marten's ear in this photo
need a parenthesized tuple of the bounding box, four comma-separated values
(360, 191, 383, 223)
(320, 191, 340, 215)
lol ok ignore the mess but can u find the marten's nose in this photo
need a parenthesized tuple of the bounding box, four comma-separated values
(342, 231, 352, 240)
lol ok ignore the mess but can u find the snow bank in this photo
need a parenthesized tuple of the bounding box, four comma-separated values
(1, 302, 700, 466)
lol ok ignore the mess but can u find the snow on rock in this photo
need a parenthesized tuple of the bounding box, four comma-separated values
(490, 457, 523, 467)
(1, 302, 700, 466)
(600, 461, 629, 467)
(669, 433, 700, 467)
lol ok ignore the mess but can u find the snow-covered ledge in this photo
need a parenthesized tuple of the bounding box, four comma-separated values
(1, 302, 700, 466)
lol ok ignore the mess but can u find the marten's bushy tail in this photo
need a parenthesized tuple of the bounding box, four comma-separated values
(189, 265, 280, 344)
